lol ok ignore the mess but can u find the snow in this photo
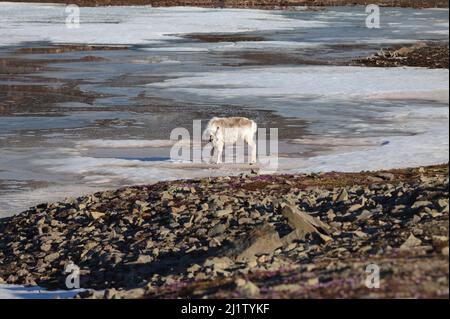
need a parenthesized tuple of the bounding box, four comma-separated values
(0, 3, 327, 47)
(148, 66, 449, 103)
(2, 3, 447, 49)
(147, 65, 449, 173)
(426, 30, 450, 35)
(34, 155, 175, 182)
(16, 65, 448, 192)
(77, 139, 177, 148)
(0, 284, 83, 299)
(285, 107, 449, 172)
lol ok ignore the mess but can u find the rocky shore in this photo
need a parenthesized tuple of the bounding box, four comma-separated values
(355, 42, 449, 69)
(0, 164, 448, 298)
(5, 0, 449, 8)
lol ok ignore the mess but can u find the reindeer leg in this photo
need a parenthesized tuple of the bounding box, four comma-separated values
(215, 141, 224, 164)
(245, 135, 257, 164)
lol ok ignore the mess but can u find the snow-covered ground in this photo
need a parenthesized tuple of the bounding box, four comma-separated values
(0, 284, 83, 299)
(0, 3, 448, 49)
(0, 3, 327, 47)
(149, 66, 448, 107)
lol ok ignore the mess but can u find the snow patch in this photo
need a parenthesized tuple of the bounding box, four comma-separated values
(148, 66, 449, 103)
(77, 139, 177, 148)
(0, 4, 327, 47)
(0, 284, 83, 299)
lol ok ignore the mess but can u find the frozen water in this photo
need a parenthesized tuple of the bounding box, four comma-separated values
(0, 284, 83, 299)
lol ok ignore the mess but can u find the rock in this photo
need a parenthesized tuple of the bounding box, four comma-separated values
(400, 234, 422, 250)
(431, 211, 443, 218)
(337, 189, 349, 202)
(237, 280, 260, 298)
(204, 257, 233, 271)
(40, 243, 52, 252)
(235, 278, 246, 287)
(104, 288, 118, 299)
(213, 208, 233, 218)
(134, 200, 149, 212)
(135, 254, 153, 264)
(250, 211, 261, 219)
(353, 231, 368, 239)
(357, 210, 374, 221)
(348, 204, 363, 213)
(412, 215, 421, 224)
(437, 199, 449, 210)
(318, 233, 333, 243)
(225, 224, 282, 262)
(271, 284, 300, 292)
(187, 264, 201, 273)
(376, 172, 395, 181)
(160, 191, 173, 200)
(281, 229, 308, 245)
(208, 223, 228, 237)
(393, 46, 413, 57)
(432, 236, 449, 249)
(121, 288, 146, 299)
(281, 205, 331, 235)
(152, 248, 160, 257)
(89, 211, 105, 220)
(367, 176, 384, 183)
(44, 252, 60, 263)
(411, 201, 432, 209)
(307, 277, 319, 286)
(238, 217, 252, 225)
(170, 205, 186, 214)
(326, 209, 336, 221)
(442, 247, 449, 256)
(284, 243, 297, 251)
(391, 205, 406, 215)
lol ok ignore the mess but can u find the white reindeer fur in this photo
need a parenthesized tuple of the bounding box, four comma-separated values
(203, 117, 257, 164)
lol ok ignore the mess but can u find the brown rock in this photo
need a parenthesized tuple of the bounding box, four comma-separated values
(400, 234, 422, 250)
(281, 205, 331, 235)
(337, 189, 349, 202)
(208, 223, 228, 237)
(237, 280, 260, 298)
(89, 211, 105, 220)
(44, 252, 60, 263)
(225, 224, 282, 262)
(281, 228, 309, 245)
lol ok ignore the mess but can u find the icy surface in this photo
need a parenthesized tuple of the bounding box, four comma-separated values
(0, 3, 326, 47)
(0, 284, 83, 299)
(147, 65, 449, 172)
(0, 3, 448, 50)
(149, 66, 449, 104)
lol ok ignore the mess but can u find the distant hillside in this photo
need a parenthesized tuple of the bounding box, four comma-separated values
(3, 0, 449, 9)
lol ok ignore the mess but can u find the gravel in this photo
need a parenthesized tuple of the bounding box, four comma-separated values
(0, 164, 448, 298)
